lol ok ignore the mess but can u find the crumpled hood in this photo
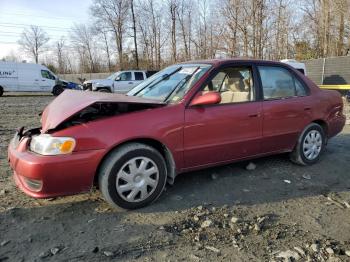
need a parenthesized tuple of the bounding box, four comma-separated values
(41, 90, 164, 133)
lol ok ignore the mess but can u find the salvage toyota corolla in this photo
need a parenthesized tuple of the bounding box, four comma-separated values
(8, 59, 346, 209)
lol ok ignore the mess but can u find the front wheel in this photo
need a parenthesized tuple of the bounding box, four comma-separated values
(290, 123, 325, 165)
(98, 143, 167, 209)
(97, 88, 111, 93)
(52, 85, 64, 96)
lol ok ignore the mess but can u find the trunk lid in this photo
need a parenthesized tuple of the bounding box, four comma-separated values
(41, 90, 164, 133)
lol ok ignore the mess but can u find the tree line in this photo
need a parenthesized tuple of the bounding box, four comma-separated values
(7, 0, 350, 73)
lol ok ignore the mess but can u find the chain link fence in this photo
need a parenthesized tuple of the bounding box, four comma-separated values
(303, 56, 350, 85)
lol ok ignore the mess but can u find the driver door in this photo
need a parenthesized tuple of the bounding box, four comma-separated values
(113, 71, 133, 93)
(183, 65, 263, 168)
(40, 70, 55, 91)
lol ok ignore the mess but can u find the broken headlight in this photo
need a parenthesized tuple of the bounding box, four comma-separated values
(30, 134, 76, 155)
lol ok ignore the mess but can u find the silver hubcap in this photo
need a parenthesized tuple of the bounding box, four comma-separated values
(303, 130, 322, 160)
(116, 157, 159, 203)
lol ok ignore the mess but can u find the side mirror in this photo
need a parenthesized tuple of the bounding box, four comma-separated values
(115, 76, 121, 81)
(190, 91, 221, 107)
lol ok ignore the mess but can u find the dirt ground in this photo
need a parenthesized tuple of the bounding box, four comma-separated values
(1, 93, 350, 262)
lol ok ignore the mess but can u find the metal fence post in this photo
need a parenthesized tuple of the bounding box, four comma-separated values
(321, 58, 326, 85)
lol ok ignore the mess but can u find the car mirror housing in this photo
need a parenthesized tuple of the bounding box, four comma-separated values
(115, 76, 121, 81)
(190, 91, 221, 107)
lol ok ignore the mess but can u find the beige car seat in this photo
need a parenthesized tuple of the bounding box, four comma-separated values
(220, 70, 250, 103)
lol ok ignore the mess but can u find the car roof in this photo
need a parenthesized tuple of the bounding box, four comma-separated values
(179, 58, 287, 67)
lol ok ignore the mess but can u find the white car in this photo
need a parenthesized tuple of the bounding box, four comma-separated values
(83, 70, 157, 93)
(0, 62, 62, 96)
(281, 59, 307, 75)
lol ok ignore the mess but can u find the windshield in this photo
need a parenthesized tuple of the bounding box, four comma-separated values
(127, 64, 212, 103)
(107, 72, 119, 80)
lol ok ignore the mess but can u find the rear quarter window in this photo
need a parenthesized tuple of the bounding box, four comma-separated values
(258, 66, 307, 100)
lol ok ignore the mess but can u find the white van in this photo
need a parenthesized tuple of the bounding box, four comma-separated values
(280, 59, 307, 75)
(0, 62, 61, 96)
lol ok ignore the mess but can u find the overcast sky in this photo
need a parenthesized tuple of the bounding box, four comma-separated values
(0, 0, 93, 61)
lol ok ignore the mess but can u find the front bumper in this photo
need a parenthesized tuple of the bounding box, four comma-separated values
(8, 136, 105, 198)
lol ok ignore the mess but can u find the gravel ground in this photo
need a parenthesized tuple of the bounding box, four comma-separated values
(0, 93, 350, 262)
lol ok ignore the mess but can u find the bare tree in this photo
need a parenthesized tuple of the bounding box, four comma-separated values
(55, 38, 67, 74)
(130, 0, 139, 68)
(70, 24, 97, 73)
(91, 0, 129, 69)
(18, 25, 49, 63)
(169, 0, 178, 62)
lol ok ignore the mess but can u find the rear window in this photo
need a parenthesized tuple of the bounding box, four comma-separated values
(135, 72, 144, 81)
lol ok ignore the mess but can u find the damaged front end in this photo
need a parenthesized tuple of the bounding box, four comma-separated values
(55, 101, 162, 131)
(40, 90, 165, 133)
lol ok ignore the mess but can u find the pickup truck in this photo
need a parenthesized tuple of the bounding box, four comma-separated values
(83, 70, 157, 93)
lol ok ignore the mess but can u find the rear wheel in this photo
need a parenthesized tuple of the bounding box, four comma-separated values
(0, 86, 3, 97)
(98, 143, 167, 209)
(52, 85, 64, 96)
(290, 123, 325, 165)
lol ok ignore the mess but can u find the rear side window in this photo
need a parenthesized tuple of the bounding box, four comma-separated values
(135, 72, 144, 80)
(297, 68, 305, 75)
(258, 66, 306, 100)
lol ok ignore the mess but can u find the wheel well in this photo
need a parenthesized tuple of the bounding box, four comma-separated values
(312, 119, 328, 136)
(94, 138, 177, 186)
(97, 87, 112, 92)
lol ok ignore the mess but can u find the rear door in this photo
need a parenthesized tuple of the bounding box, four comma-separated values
(133, 72, 145, 86)
(258, 65, 313, 153)
(184, 64, 263, 168)
(0, 63, 18, 91)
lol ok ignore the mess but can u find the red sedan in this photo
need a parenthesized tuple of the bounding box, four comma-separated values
(8, 59, 346, 209)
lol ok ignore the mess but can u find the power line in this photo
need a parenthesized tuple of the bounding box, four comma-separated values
(0, 30, 68, 37)
(0, 41, 18, 44)
(0, 22, 72, 30)
(0, 12, 86, 22)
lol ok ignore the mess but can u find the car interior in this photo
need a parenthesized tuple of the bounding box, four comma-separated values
(203, 67, 254, 104)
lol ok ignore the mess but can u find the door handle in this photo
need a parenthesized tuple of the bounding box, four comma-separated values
(249, 113, 260, 118)
(128, 82, 133, 84)
(304, 107, 311, 111)
(35, 79, 39, 81)
(42, 80, 46, 81)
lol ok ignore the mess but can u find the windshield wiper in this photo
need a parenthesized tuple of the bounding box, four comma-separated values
(164, 67, 200, 102)
(134, 67, 183, 96)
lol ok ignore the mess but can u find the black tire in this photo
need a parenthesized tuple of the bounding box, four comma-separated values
(0, 86, 3, 97)
(98, 143, 167, 209)
(97, 88, 111, 93)
(52, 85, 64, 96)
(290, 123, 326, 166)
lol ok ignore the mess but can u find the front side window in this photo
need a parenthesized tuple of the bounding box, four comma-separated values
(119, 72, 132, 81)
(201, 66, 255, 104)
(258, 66, 307, 100)
(41, 70, 55, 80)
